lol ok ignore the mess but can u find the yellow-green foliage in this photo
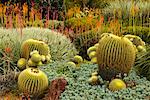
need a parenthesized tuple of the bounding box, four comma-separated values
(21, 39, 50, 60)
(18, 68, 48, 95)
(97, 33, 136, 76)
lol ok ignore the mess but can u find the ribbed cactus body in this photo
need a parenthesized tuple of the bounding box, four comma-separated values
(97, 34, 136, 79)
(21, 39, 50, 59)
(18, 68, 48, 95)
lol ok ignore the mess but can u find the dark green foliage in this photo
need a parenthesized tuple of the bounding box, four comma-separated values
(64, 0, 109, 10)
(73, 29, 103, 60)
(134, 45, 150, 80)
(87, 0, 109, 9)
(124, 26, 150, 44)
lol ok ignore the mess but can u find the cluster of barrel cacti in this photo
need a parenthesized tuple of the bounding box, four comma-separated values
(17, 39, 50, 96)
(124, 34, 146, 52)
(67, 55, 83, 69)
(87, 43, 99, 64)
(88, 72, 100, 85)
(17, 39, 51, 70)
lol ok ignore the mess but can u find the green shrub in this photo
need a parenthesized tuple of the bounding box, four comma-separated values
(64, 0, 109, 10)
(0, 28, 21, 62)
(73, 28, 106, 60)
(65, 16, 98, 33)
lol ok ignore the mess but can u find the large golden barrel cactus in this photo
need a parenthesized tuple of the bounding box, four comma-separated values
(18, 68, 48, 95)
(21, 39, 50, 59)
(96, 33, 136, 80)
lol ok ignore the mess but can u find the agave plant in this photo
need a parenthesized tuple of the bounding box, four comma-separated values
(134, 45, 150, 80)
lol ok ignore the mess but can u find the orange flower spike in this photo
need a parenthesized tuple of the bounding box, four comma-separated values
(4, 47, 12, 54)
(3, 3, 7, 14)
(23, 3, 28, 17)
(100, 16, 104, 23)
(0, 4, 2, 16)
(66, 9, 74, 18)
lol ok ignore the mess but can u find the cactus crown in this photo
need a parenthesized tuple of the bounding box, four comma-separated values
(21, 39, 50, 60)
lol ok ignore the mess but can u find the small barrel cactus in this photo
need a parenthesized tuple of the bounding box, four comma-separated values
(88, 75, 99, 85)
(18, 68, 48, 95)
(17, 58, 27, 70)
(73, 55, 83, 63)
(97, 33, 136, 80)
(87, 44, 99, 64)
(21, 39, 50, 60)
(67, 55, 83, 69)
(109, 79, 126, 91)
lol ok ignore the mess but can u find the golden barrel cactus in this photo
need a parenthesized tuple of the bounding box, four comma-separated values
(109, 79, 126, 91)
(96, 33, 136, 80)
(21, 39, 50, 59)
(18, 68, 48, 95)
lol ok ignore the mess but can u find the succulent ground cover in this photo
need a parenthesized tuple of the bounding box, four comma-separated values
(40, 61, 150, 100)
